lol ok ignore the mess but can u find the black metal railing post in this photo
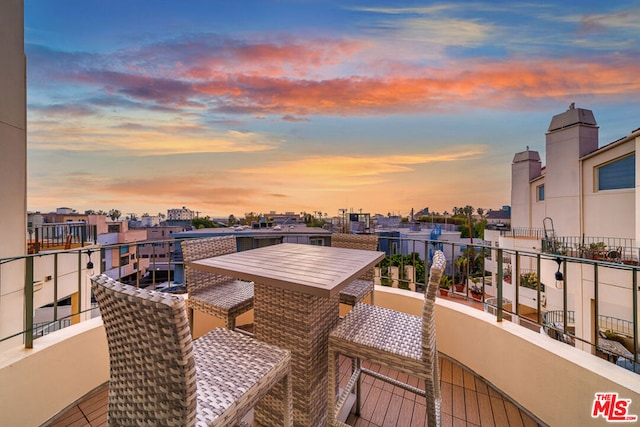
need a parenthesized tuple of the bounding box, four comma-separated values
(536, 254, 541, 323)
(135, 244, 140, 288)
(515, 251, 520, 318)
(593, 263, 599, 353)
(25, 256, 34, 349)
(53, 253, 58, 322)
(633, 269, 638, 358)
(77, 250, 82, 324)
(34, 228, 40, 254)
(496, 248, 503, 322)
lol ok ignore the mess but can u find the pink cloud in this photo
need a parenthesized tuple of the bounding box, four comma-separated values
(29, 35, 640, 117)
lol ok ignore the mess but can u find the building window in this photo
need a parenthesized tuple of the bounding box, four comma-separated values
(309, 238, 324, 246)
(108, 224, 120, 233)
(537, 185, 545, 201)
(597, 154, 635, 191)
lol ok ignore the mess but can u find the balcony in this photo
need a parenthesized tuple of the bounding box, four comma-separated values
(27, 222, 97, 254)
(1, 235, 640, 426)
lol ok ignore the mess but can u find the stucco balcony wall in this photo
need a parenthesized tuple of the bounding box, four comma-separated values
(2, 285, 640, 426)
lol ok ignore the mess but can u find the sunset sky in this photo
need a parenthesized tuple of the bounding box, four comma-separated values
(24, 1, 640, 219)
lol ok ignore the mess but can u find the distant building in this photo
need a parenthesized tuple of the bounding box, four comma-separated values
(485, 206, 511, 228)
(140, 214, 160, 227)
(87, 215, 149, 282)
(375, 214, 402, 229)
(171, 223, 332, 283)
(29, 208, 89, 225)
(485, 104, 640, 340)
(55, 207, 76, 215)
(509, 104, 638, 241)
(167, 206, 195, 221)
(267, 211, 300, 225)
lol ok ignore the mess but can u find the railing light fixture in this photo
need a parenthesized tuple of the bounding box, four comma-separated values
(86, 250, 94, 271)
(554, 258, 564, 288)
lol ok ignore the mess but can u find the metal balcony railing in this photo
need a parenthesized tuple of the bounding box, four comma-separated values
(541, 236, 639, 264)
(27, 222, 97, 254)
(1, 233, 639, 373)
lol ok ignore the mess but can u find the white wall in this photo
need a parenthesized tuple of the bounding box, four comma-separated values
(0, 0, 26, 349)
(0, 319, 109, 426)
(582, 138, 636, 240)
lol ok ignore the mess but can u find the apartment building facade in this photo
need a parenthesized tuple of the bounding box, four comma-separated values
(167, 206, 195, 220)
(486, 104, 640, 348)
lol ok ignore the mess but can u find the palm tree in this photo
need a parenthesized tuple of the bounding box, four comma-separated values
(108, 209, 121, 221)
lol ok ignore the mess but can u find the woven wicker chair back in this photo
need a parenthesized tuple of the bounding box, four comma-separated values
(422, 250, 446, 363)
(331, 233, 379, 280)
(181, 236, 238, 294)
(91, 274, 197, 426)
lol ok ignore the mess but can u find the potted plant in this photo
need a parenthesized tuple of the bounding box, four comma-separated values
(470, 278, 483, 301)
(589, 241, 607, 260)
(520, 271, 540, 290)
(454, 256, 468, 292)
(503, 265, 512, 284)
(439, 275, 452, 296)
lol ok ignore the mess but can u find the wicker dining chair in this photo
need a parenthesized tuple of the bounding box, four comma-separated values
(328, 250, 446, 427)
(181, 236, 254, 331)
(91, 274, 292, 427)
(331, 233, 379, 306)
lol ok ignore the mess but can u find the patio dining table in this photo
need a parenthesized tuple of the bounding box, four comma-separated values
(190, 242, 385, 426)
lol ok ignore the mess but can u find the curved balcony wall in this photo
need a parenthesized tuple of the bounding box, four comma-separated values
(1, 285, 640, 426)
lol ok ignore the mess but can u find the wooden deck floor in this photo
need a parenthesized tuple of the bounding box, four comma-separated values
(45, 354, 544, 427)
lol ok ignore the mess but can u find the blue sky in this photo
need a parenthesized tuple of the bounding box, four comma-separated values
(24, 0, 640, 218)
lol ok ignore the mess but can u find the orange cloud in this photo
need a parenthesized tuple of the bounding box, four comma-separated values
(190, 56, 640, 116)
(28, 113, 279, 155)
(234, 148, 485, 186)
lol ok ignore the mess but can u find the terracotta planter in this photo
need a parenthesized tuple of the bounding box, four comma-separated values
(439, 288, 449, 297)
(471, 293, 483, 301)
(454, 284, 465, 293)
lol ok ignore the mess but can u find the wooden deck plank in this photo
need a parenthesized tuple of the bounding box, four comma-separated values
(47, 406, 87, 427)
(522, 410, 542, 427)
(463, 368, 477, 391)
(382, 390, 405, 426)
(452, 384, 466, 419)
(370, 388, 393, 425)
(504, 400, 525, 427)
(412, 401, 428, 426)
(490, 395, 509, 427)
(440, 380, 453, 416)
(477, 392, 496, 427)
(397, 395, 417, 427)
(359, 382, 382, 423)
(46, 355, 545, 427)
(475, 376, 490, 395)
(440, 356, 453, 384)
(488, 384, 503, 398)
(464, 386, 482, 425)
(451, 362, 465, 387)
